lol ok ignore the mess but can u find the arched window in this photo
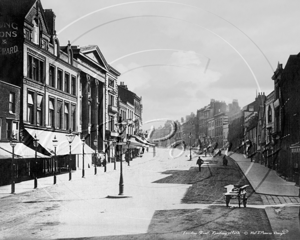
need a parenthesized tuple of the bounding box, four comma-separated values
(268, 105, 272, 123)
(32, 18, 39, 44)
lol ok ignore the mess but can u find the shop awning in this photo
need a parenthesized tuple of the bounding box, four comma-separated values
(25, 128, 95, 156)
(130, 135, 155, 147)
(0, 143, 49, 159)
(116, 141, 142, 149)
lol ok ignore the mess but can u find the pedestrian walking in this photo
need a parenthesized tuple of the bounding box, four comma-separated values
(196, 157, 204, 172)
(102, 156, 107, 172)
(125, 152, 130, 166)
(204, 148, 207, 157)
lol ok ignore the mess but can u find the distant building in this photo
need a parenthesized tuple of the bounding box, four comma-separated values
(196, 99, 231, 147)
(263, 91, 275, 167)
(243, 93, 266, 160)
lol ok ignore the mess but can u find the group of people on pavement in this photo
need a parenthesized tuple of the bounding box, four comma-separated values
(196, 154, 228, 172)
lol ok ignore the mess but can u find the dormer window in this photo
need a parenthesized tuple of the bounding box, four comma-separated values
(32, 18, 39, 45)
(42, 39, 48, 50)
(24, 29, 31, 40)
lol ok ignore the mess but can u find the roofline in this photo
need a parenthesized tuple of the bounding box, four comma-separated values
(108, 65, 121, 76)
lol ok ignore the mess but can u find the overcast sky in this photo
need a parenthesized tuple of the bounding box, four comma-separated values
(42, 0, 300, 123)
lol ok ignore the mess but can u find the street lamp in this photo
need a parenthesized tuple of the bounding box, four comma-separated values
(113, 140, 117, 170)
(10, 135, 17, 194)
(33, 134, 39, 188)
(82, 138, 85, 178)
(189, 132, 192, 161)
(93, 138, 98, 175)
(65, 129, 75, 181)
(115, 117, 133, 196)
(52, 135, 58, 184)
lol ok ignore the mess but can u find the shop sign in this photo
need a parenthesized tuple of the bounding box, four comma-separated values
(0, 21, 19, 55)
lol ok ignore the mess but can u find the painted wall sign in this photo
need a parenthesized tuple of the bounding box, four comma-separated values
(0, 21, 19, 55)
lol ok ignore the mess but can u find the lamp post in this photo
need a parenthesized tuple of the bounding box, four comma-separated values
(82, 138, 85, 178)
(115, 117, 133, 196)
(33, 134, 39, 188)
(113, 140, 117, 170)
(189, 132, 192, 161)
(10, 136, 17, 194)
(65, 129, 75, 181)
(93, 138, 98, 175)
(52, 135, 58, 184)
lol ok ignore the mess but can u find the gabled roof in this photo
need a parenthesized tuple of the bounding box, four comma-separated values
(80, 45, 109, 71)
(0, 0, 50, 35)
(72, 45, 120, 76)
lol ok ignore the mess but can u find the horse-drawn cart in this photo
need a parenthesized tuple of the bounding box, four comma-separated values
(224, 184, 249, 207)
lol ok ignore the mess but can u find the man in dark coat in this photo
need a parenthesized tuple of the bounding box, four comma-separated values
(196, 157, 204, 172)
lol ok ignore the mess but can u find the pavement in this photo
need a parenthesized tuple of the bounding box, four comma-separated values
(1, 148, 299, 199)
(228, 152, 300, 197)
(0, 150, 159, 199)
(0, 148, 200, 238)
(1, 148, 300, 239)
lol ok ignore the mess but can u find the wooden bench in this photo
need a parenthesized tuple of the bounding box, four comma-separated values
(224, 184, 249, 207)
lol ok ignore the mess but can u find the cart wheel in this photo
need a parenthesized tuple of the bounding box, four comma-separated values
(225, 195, 230, 207)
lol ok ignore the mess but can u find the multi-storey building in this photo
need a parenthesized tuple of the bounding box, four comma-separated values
(207, 117, 215, 139)
(118, 82, 141, 135)
(0, 0, 96, 178)
(0, 81, 20, 142)
(243, 93, 266, 161)
(262, 91, 275, 166)
(0, 80, 20, 185)
(214, 112, 228, 147)
(69, 45, 120, 166)
(196, 99, 229, 145)
(133, 93, 142, 135)
(272, 57, 300, 185)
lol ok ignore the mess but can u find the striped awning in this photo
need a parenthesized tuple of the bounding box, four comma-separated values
(25, 128, 95, 156)
(0, 142, 49, 159)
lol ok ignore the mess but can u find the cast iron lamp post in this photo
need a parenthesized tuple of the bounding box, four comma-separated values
(94, 138, 98, 175)
(52, 135, 58, 184)
(112, 140, 117, 170)
(119, 140, 131, 195)
(65, 129, 75, 181)
(82, 138, 85, 178)
(10, 136, 17, 194)
(115, 117, 133, 196)
(33, 134, 39, 188)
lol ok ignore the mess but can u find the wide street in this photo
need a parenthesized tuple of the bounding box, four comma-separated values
(0, 148, 299, 240)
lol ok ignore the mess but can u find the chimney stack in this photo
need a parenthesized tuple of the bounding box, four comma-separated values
(44, 9, 56, 37)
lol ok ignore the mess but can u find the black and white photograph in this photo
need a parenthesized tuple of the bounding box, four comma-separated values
(0, 0, 300, 239)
